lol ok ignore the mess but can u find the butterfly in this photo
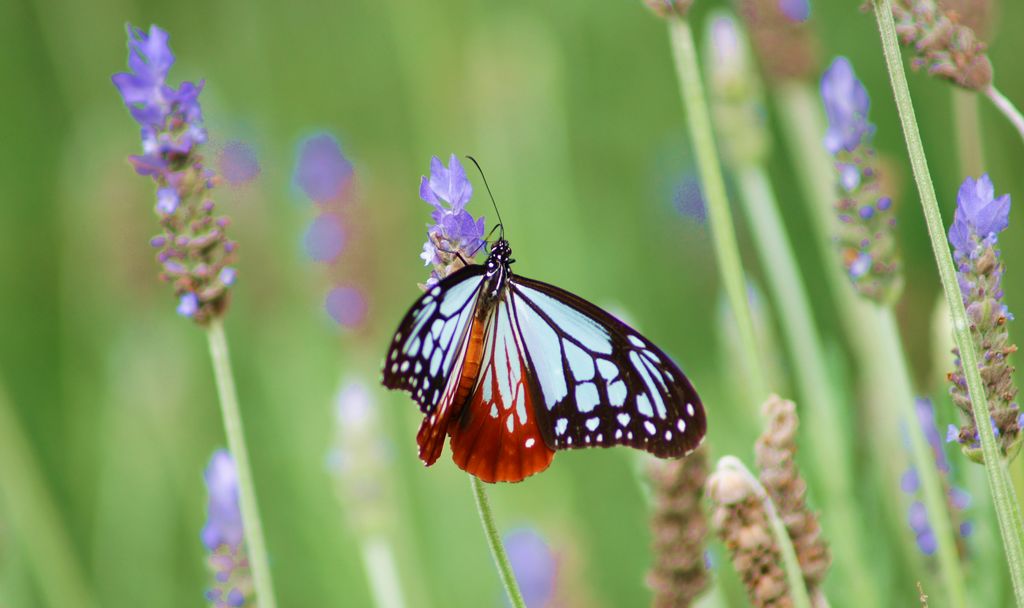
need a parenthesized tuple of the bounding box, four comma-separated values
(382, 236, 706, 483)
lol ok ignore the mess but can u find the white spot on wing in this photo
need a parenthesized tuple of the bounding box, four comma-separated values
(608, 380, 626, 407)
(585, 417, 600, 431)
(555, 418, 568, 436)
(575, 384, 600, 413)
(687, 402, 696, 416)
(644, 420, 656, 435)
(677, 419, 686, 432)
(525, 438, 535, 448)
(617, 413, 631, 427)
(564, 340, 595, 381)
(505, 415, 514, 433)
(628, 335, 645, 348)
(637, 394, 654, 418)
(597, 359, 618, 380)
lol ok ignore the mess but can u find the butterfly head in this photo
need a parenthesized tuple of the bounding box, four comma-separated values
(488, 238, 513, 267)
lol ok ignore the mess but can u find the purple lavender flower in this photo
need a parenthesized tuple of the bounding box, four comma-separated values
(113, 25, 207, 167)
(821, 58, 873, 155)
(900, 400, 971, 555)
(949, 175, 1011, 261)
(329, 380, 399, 541)
(294, 134, 353, 203)
(419, 155, 485, 282)
(113, 24, 237, 324)
(202, 450, 244, 551)
(821, 57, 901, 303)
(504, 528, 557, 608)
(947, 174, 1020, 461)
(673, 172, 706, 223)
(201, 450, 253, 608)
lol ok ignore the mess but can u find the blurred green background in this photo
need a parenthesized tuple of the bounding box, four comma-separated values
(2, 0, 1024, 606)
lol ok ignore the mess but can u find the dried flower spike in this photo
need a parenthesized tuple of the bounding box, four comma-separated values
(755, 396, 830, 593)
(643, 0, 693, 19)
(739, 0, 820, 83)
(891, 0, 993, 90)
(820, 57, 903, 304)
(113, 24, 238, 324)
(708, 461, 792, 608)
(647, 448, 710, 607)
(202, 450, 253, 608)
(946, 174, 1021, 462)
(705, 12, 770, 168)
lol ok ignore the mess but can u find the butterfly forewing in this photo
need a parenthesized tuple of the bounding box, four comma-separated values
(383, 265, 485, 414)
(510, 276, 706, 458)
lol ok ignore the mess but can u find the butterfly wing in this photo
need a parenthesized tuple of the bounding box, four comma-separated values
(448, 298, 555, 483)
(510, 275, 706, 458)
(382, 264, 486, 415)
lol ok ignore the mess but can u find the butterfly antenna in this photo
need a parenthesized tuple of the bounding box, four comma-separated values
(465, 155, 504, 239)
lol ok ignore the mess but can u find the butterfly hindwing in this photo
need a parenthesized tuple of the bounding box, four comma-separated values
(383, 264, 485, 414)
(510, 276, 706, 458)
(449, 299, 555, 482)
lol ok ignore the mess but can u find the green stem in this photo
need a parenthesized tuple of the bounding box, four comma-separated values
(0, 379, 96, 608)
(470, 476, 526, 608)
(667, 16, 767, 399)
(873, 2, 1024, 603)
(732, 165, 876, 606)
(952, 89, 985, 177)
(774, 79, 967, 602)
(206, 319, 278, 608)
(720, 456, 813, 608)
(985, 85, 1024, 146)
(361, 537, 408, 608)
(874, 307, 968, 608)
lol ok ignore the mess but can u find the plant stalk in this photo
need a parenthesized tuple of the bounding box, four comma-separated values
(985, 85, 1024, 146)
(667, 15, 768, 399)
(874, 306, 968, 607)
(0, 380, 96, 608)
(206, 319, 278, 608)
(470, 476, 526, 608)
(873, 2, 1024, 603)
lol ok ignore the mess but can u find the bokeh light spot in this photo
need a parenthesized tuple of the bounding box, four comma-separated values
(218, 141, 260, 185)
(304, 213, 346, 262)
(326, 286, 368, 328)
(294, 133, 353, 203)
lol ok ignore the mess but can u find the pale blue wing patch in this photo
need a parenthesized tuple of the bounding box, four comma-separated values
(383, 268, 484, 414)
(510, 278, 705, 459)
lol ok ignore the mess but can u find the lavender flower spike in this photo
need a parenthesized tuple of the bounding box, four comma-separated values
(820, 57, 902, 303)
(947, 175, 1021, 462)
(113, 24, 237, 324)
(419, 155, 485, 284)
(821, 58, 873, 155)
(202, 450, 253, 608)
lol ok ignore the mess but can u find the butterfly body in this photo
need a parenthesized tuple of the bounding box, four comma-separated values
(384, 237, 705, 483)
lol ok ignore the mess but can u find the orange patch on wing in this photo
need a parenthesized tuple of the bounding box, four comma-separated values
(449, 328, 554, 483)
(416, 315, 486, 466)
